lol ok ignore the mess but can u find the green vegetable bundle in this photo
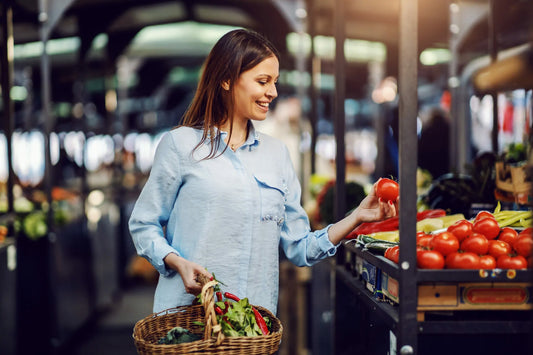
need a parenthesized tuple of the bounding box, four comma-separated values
(215, 297, 270, 337)
(157, 327, 202, 345)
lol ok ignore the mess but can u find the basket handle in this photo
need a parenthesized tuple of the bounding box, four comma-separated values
(198, 275, 225, 345)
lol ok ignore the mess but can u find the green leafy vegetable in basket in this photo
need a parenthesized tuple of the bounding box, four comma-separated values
(157, 326, 202, 345)
(216, 296, 270, 337)
(198, 272, 272, 338)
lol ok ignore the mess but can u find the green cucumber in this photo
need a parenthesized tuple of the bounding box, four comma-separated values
(364, 241, 398, 255)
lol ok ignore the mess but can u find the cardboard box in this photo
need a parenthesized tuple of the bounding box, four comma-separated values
(361, 259, 382, 299)
(418, 282, 533, 311)
(355, 254, 363, 278)
(495, 161, 531, 195)
(379, 274, 532, 311)
(381, 272, 399, 304)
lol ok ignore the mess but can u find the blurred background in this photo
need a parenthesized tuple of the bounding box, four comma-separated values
(1, 0, 532, 354)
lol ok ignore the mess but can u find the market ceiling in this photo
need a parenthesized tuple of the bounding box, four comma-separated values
(7, 1, 532, 88)
(10, 0, 531, 132)
(5, 0, 449, 112)
(11, 0, 451, 47)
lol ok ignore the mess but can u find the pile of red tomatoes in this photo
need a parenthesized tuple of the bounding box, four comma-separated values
(416, 211, 533, 269)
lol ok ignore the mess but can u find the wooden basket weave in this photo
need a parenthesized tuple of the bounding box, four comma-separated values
(132, 280, 283, 354)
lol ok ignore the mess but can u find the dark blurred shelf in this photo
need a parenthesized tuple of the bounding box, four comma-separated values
(336, 266, 399, 330)
(0, 212, 16, 225)
(419, 318, 532, 335)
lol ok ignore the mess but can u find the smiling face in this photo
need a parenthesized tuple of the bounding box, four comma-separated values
(231, 55, 279, 124)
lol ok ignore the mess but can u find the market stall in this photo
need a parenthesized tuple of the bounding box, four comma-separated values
(333, 1, 533, 354)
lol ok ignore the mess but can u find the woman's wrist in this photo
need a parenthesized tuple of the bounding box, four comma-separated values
(349, 206, 362, 229)
(163, 252, 183, 272)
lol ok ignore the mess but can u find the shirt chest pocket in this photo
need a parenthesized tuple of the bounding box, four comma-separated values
(253, 173, 287, 227)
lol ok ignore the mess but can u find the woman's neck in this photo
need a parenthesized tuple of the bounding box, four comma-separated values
(222, 120, 249, 151)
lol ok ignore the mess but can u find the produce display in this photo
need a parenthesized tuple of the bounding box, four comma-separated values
(349, 170, 532, 271)
(419, 153, 497, 216)
(346, 209, 463, 242)
(354, 209, 532, 269)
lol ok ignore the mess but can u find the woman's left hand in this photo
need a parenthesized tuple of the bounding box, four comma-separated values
(354, 180, 398, 223)
(327, 180, 399, 245)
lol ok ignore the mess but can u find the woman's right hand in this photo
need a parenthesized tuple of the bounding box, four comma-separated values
(163, 253, 212, 295)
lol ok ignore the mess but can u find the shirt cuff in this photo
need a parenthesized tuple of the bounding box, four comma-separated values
(317, 224, 339, 256)
(151, 245, 180, 277)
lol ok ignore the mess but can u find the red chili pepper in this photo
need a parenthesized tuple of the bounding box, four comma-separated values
(216, 291, 223, 302)
(416, 209, 446, 220)
(346, 209, 448, 239)
(252, 307, 269, 335)
(351, 217, 400, 235)
(224, 292, 240, 302)
(215, 306, 224, 315)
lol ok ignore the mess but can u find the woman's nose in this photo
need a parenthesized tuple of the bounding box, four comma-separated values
(267, 83, 278, 99)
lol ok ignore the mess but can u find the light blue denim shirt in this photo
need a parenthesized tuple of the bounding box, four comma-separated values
(129, 123, 338, 314)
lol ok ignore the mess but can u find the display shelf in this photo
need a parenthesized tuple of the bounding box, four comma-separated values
(343, 240, 533, 283)
(342, 240, 399, 278)
(336, 266, 399, 330)
(336, 262, 533, 336)
(417, 268, 533, 283)
(419, 318, 532, 335)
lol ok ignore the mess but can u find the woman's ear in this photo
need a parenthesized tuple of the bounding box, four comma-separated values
(221, 81, 230, 91)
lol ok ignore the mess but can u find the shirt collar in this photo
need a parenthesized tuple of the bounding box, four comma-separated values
(215, 121, 260, 151)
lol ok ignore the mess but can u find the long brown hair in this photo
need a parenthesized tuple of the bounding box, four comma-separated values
(180, 28, 280, 158)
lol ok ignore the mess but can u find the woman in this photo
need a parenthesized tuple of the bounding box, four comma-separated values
(129, 29, 397, 315)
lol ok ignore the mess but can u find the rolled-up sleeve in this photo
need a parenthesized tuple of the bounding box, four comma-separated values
(128, 132, 182, 276)
(279, 146, 338, 266)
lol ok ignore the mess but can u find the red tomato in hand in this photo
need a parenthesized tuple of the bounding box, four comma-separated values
(445, 252, 481, 269)
(429, 231, 459, 256)
(474, 210, 494, 222)
(497, 227, 519, 247)
(473, 217, 500, 240)
(479, 255, 496, 269)
(417, 250, 445, 269)
(513, 234, 533, 257)
(496, 254, 528, 269)
(487, 240, 512, 258)
(447, 219, 473, 242)
(460, 232, 489, 255)
(376, 178, 399, 202)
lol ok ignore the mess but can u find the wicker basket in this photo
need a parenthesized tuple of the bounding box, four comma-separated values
(132, 280, 283, 354)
